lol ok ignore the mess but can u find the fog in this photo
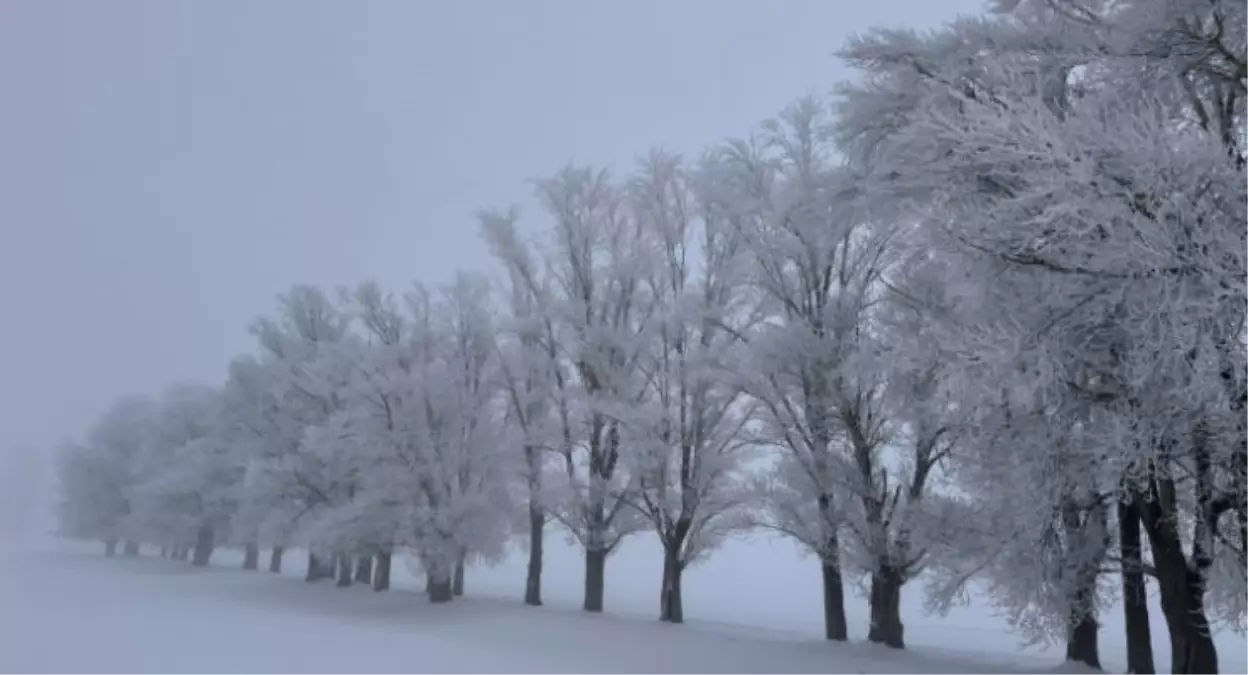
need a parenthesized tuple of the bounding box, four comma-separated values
(4, 2, 1245, 674)
(0, 0, 979, 469)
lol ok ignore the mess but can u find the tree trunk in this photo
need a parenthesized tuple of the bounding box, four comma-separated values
(1139, 483, 1220, 674)
(242, 543, 260, 571)
(123, 540, 140, 557)
(1119, 497, 1155, 674)
(1155, 557, 1219, 674)
(583, 547, 607, 613)
(1066, 604, 1101, 670)
(1060, 496, 1104, 672)
(306, 552, 330, 582)
(191, 525, 214, 567)
(104, 539, 118, 557)
(372, 550, 391, 592)
(171, 546, 186, 561)
(452, 551, 466, 597)
(659, 544, 684, 623)
(428, 571, 453, 604)
(335, 553, 353, 587)
(867, 564, 905, 649)
(353, 555, 372, 584)
(1237, 474, 1247, 586)
(160, 545, 168, 558)
(269, 546, 284, 573)
(820, 553, 848, 641)
(525, 500, 544, 606)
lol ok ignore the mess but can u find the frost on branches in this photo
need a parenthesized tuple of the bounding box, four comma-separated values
(623, 150, 758, 623)
(836, 0, 1245, 671)
(514, 166, 653, 613)
(131, 383, 233, 567)
(245, 285, 356, 581)
(479, 206, 559, 607)
(56, 395, 155, 557)
(49, 0, 1245, 669)
(481, 159, 762, 619)
(710, 98, 923, 645)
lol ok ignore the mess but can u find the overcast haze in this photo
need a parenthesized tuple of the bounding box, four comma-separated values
(0, 0, 983, 468)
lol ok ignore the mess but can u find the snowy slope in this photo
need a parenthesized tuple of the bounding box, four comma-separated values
(3, 533, 1245, 674)
(1, 544, 1053, 675)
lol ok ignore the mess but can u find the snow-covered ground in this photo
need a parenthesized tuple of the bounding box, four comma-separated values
(0, 545, 1022, 674)
(2, 533, 1245, 674)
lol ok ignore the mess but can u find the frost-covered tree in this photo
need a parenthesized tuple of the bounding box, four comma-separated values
(404, 275, 514, 602)
(246, 284, 355, 581)
(836, 0, 1246, 670)
(545, 166, 655, 612)
(491, 166, 653, 613)
(223, 354, 304, 574)
(480, 208, 558, 607)
(130, 383, 232, 566)
(332, 280, 418, 591)
(56, 395, 156, 556)
(332, 275, 514, 603)
(55, 438, 127, 556)
(715, 98, 895, 643)
(829, 249, 969, 651)
(219, 355, 287, 571)
(623, 149, 757, 623)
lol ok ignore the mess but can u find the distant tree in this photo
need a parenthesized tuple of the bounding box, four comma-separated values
(130, 383, 231, 567)
(56, 396, 155, 556)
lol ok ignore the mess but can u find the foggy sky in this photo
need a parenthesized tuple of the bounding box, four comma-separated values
(0, 0, 983, 458)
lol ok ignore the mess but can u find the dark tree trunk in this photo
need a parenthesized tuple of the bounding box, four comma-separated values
(1139, 481, 1220, 674)
(306, 552, 330, 582)
(242, 543, 260, 570)
(867, 564, 905, 649)
(452, 551, 466, 597)
(659, 544, 684, 623)
(171, 546, 186, 561)
(1063, 536, 1103, 663)
(1155, 556, 1219, 674)
(820, 553, 848, 641)
(372, 550, 391, 592)
(1066, 604, 1101, 670)
(354, 555, 372, 584)
(269, 546, 284, 573)
(583, 547, 607, 613)
(1119, 497, 1155, 674)
(1237, 474, 1247, 584)
(160, 546, 168, 558)
(123, 540, 140, 557)
(104, 539, 118, 557)
(1239, 501, 1248, 600)
(815, 491, 848, 642)
(525, 500, 544, 606)
(335, 553, 353, 587)
(191, 525, 214, 567)
(428, 572, 453, 603)
(1060, 496, 1105, 672)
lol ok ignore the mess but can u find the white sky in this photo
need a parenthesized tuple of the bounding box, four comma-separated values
(0, 0, 985, 456)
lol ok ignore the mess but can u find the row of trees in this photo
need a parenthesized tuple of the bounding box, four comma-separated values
(55, 0, 1244, 672)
